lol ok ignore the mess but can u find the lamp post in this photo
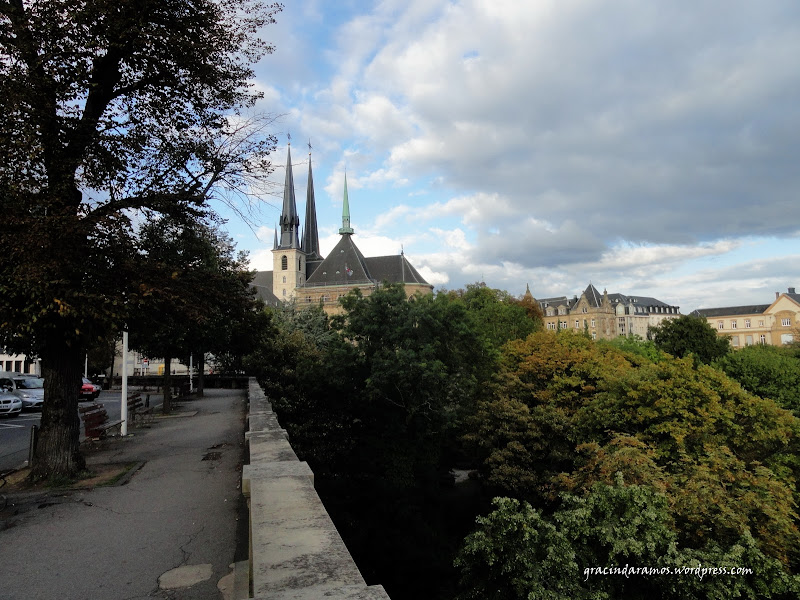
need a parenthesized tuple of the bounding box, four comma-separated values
(121, 330, 128, 436)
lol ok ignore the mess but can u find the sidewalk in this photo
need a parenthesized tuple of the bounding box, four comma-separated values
(0, 388, 248, 600)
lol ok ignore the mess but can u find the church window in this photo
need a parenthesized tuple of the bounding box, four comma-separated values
(282, 276, 286, 283)
(281, 255, 287, 270)
(282, 289, 286, 297)
(298, 258, 302, 270)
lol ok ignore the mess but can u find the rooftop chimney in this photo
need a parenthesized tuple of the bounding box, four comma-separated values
(789, 287, 796, 294)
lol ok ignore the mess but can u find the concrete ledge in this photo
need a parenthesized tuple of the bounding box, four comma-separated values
(256, 584, 391, 599)
(243, 378, 389, 599)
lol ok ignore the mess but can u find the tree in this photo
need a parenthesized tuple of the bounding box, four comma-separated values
(446, 283, 541, 351)
(128, 216, 258, 412)
(456, 480, 800, 600)
(648, 315, 731, 365)
(0, 0, 281, 479)
(466, 330, 800, 568)
(715, 344, 800, 414)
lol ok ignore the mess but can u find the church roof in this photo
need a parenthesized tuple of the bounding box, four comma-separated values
(304, 234, 373, 287)
(364, 254, 430, 286)
(250, 271, 280, 305)
(278, 144, 300, 249)
(301, 152, 321, 260)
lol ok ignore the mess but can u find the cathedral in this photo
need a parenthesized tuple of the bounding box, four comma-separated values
(252, 144, 433, 313)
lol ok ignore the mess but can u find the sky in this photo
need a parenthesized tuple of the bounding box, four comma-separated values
(216, 0, 800, 313)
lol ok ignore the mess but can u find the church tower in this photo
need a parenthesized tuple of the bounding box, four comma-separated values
(272, 142, 305, 300)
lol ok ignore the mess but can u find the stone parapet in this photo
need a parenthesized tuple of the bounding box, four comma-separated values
(242, 378, 390, 599)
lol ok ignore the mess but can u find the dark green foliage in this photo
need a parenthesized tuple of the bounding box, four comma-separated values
(648, 315, 731, 365)
(128, 216, 259, 409)
(456, 480, 800, 600)
(715, 344, 800, 414)
(444, 283, 542, 351)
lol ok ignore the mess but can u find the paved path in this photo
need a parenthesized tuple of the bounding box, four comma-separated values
(0, 388, 247, 600)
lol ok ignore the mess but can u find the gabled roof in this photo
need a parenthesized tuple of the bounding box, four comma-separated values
(304, 234, 373, 287)
(250, 271, 280, 305)
(364, 255, 430, 286)
(582, 284, 603, 307)
(692, 305, 771, 318)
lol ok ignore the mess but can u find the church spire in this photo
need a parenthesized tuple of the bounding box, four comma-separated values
(278, 141, 300, 249)
(302, 145, 321, 259)
(339, 171, 354, 235)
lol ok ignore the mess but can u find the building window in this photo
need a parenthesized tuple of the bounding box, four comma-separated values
(745, 319, 751, 328)
(559, 307, 565, 315)
(547, 322, 556, 330)
(760, 334, 766, 344)
(282, 276, 286, 283)
(582, 307, 588, 313)
(591, 319, 596, 327)
(282, 289, 286, 297)
(560, 321, 567, 329)
(745, 335, 753, 346)
(781, 333, 794, 344)
(592, 332, 597, 340)
(281, 255, 287, 270)
(731, 336, 739, 346)
(730, 320, 737, 329)
(782, 318, 792, 326)
(575, 320, 580, 328)
(759, 320, 765, 327)
(718, 321, 724, 329)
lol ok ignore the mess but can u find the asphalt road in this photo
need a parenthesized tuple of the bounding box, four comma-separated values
(0, 390, 164, 472)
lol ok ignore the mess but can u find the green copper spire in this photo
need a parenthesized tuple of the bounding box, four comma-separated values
(339, 172, 354, 235)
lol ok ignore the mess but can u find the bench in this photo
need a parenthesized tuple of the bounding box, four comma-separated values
(127, 392, 153, 424)
(79, 402, 123, 439)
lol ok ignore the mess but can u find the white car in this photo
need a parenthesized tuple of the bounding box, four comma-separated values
(0, 387, 21, 417)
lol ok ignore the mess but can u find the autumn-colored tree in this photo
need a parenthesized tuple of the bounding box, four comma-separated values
(466, 330, 800, 570)
(0, 0, 280, 479)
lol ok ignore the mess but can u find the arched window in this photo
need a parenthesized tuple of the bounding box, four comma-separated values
(282, 276, 286, 283)
(281, 255, 287, 270)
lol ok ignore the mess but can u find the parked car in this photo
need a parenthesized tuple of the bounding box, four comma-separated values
(80, 377, 101, 401)
(12, 376, 44, 410)
(0, 381, 21, 417)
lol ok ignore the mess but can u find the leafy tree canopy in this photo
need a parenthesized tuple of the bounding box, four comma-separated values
(466, 330, 800, 568)
(648, 315, 730, 365)
(0, 0, 281, 479)
(715, 344, 800, 414)
(456, 480, 800, 600)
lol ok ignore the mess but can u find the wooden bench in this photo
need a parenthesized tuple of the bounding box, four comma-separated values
(127, 392, 153, 424)
(79, 402, 123, 439)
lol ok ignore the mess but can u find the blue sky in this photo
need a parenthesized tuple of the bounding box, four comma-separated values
(215, 0, 800, 313)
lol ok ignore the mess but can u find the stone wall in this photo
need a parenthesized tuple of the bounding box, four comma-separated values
(242, 378, 391, 599)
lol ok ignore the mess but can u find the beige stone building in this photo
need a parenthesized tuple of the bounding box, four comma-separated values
(691, 287, 800, 348)
(531, 283, 680, 340)
(252, 145, 432, 314)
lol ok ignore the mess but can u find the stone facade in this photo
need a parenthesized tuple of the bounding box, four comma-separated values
(532, 283, 680, 340)
(692, 287, 800, 348)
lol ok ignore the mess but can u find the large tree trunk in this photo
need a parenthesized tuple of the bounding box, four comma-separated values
(196, 351, 205, 398)
(162, 356, 172, 414)
(30, 338, 85, 481)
